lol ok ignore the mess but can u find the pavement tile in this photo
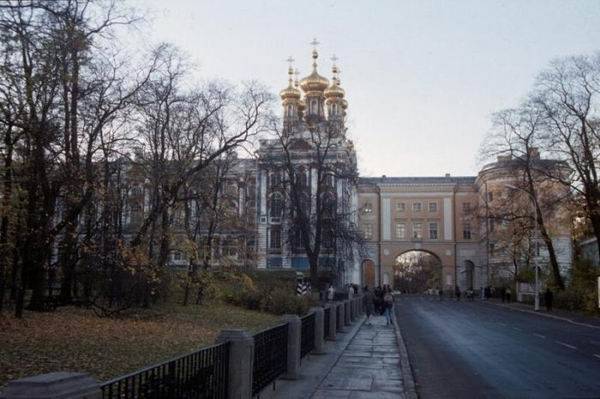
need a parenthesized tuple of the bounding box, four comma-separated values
(312, 389, 353, 398)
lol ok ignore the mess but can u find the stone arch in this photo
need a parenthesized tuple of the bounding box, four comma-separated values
(393, 249, 444, 293)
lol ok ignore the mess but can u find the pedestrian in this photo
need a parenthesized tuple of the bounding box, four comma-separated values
(327, 284, 335, 302)
(438, 288, 443, 301)
(544, 288, 553, 312)
(500, 287, 506, 303)
(348, 283, 354, 299)
(383, 290, 394, 325)
(455, 286, 461, 301)
(506, 287, 512, 302)
(364, 286, 375, 325)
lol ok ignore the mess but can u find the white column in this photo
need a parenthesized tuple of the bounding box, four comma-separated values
(382, 198, 391, 240)
(444, 197, 453, 240)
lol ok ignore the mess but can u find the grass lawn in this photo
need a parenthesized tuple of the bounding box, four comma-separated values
(0, 301, 279, 388)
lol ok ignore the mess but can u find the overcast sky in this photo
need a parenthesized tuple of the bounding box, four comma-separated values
(125, 0, 600, 177)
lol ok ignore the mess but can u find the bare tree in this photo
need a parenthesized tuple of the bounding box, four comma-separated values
(261, 115, 361, 288)
(482, 104, 568, 289)
(531, 54, 600, 260)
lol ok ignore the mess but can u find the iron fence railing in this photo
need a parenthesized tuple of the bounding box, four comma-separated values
(100, 342, 229, 399)
(323, 307, 330, 339)
(300, 313, 315, 358)
(252, 323, 288, 395)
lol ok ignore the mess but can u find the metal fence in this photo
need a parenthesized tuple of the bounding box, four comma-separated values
(100, 342, 229, 399)
(300, 313, 315, 358)
(252, 323, 288, 396)
(323, 307, 330, 339)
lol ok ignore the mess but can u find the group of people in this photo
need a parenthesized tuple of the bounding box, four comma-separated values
(364, 285, 394, 325)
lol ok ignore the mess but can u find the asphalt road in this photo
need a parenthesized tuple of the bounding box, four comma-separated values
(394, 296, 600, 399)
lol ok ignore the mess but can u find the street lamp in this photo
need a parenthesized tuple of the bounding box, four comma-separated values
(504, 184, 540, 311)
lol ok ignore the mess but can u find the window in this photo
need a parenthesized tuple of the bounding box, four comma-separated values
(429, 222, 438, 240)
(270, 171, 281, 188)
(310, 99, 318, 114)
(429, 202, 437, 212)
(489, 219, 495, 232)
(489, 243, 495, 256)
(172, 251, 183, 261)
(413, 222, 422, 239)
(412, 202, 422, 212)
(463, 223, 472, 240)
(397, 202, 405, 212)
(270, 226, 281, 249)
(487, 191, 494, 202)
(270, 193, 283, 218)
(363, 223, 373, 239)
(395, 223, 405, 239)
(462, 202, 471, 213)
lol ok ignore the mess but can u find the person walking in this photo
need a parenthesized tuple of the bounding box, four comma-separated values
(364, 286, 375, 325)
(383, 290, 394, 325)
(506, 287, 512, 302)
(327, 284, 335, 302)
(544, 288, 554, 312)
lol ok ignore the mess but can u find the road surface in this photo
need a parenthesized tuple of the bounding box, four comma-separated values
(395, 295, 600, 398)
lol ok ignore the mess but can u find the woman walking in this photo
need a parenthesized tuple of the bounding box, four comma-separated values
(364, 286, 375, 325)
(383, 290, 394, 325)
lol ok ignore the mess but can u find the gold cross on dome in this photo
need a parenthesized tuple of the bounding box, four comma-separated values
(286, 56, 295, 68)
(310, 38, 320, 49)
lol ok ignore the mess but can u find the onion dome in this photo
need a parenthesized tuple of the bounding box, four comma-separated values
(324, 64, 345, 99)
(300, 48, 329, 93)
(280, 66, 301, 101)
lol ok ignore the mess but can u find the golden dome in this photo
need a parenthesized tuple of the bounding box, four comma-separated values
(280, 66, 301, 100)
(325, 77, 345, 99)
(300, 50, 329, 93)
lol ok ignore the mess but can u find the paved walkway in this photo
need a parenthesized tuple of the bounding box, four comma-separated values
(311, 316, 404, 399)
(272, 313, 409, 399)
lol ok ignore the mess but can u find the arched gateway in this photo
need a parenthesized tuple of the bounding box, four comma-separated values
(393, 250, 443, 293)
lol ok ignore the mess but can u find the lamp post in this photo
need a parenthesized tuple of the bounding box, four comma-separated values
(504, 184, 540, 311)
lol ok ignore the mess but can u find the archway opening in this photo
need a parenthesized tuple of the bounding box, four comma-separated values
(362, 259, 376, 289)
(393, 250, 442, 293)
(464, 260, 475, 290)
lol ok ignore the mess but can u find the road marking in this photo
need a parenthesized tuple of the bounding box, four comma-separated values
(594, 354, 600, 360)
(512, 327, 521, 331)
(556, 341, 577, 350)
(499, 322, 507, 326)
(533, 333, 546, 339)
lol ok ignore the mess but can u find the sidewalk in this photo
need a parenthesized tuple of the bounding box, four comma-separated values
(273, 313, 412, 399)
(485, 298, 600, 329)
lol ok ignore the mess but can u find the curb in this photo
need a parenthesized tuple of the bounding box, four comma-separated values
(485, 301, 600, 330)
(392, 305, 418, 399)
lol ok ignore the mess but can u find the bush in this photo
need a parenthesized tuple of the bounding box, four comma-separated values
(219, 272, 316, 316)
(552, 258, 599, 314)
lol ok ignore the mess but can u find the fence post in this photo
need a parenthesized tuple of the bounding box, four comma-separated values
(2, 372, 101, 399)
(281, 314, 301, 380)
(344, 300, 351, 326)
(310, 307, 325, 354)
(216, 329, 254, 399)
(327, 304, 337, 341)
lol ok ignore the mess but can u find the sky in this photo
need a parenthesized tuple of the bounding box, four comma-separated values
(124, 0, 600, 177)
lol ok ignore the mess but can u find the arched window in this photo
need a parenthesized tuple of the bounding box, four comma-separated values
(310, 99, 318, 114)
(322, 192, 337, 218)
(287, 105, 293, 117)
(270, 192, 283, 218)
